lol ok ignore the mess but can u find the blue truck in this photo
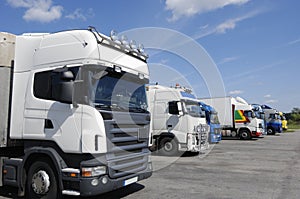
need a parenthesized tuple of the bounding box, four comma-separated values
(199, 102, 222, 143)
(261, 105, 282, 135)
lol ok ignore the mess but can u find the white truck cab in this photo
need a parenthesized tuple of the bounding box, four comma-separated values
(0, 27, 152, 198)
(147, 84, 209, 156)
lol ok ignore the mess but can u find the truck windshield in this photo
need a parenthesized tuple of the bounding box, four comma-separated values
(210, 112, 220, 124)
(75, 65, 148, 113)
(254, 111, 265, 119)
(184, 100, 202, 117)
(275, 114, 281, 120)
(244, 110, 256, 119)
(269, 113, 280, 120)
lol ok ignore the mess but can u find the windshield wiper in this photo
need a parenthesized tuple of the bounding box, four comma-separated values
(129, 107, 148, 113)
(93, 103, 111, 110)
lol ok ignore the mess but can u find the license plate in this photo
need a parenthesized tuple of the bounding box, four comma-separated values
(124, 176, 138, 186)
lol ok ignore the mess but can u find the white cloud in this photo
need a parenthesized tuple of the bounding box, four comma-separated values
(288, 38, 300, 45)
(66, 8, 94, 21)
(229, 90, 243, 95)
(192, 10, 262, 39)
(7, 0, 63, 23)
(264, 94, 271, 98)
(215, 11, 258, 34)
(219, 56, 238, 64)
(165, 0, 250, 22)
(265, 99, 278, 104)
(216, 19, 237, 33)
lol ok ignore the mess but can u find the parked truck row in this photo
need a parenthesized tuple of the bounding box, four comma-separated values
(0, 27, 289, 198)
(201, 97, 287, 139)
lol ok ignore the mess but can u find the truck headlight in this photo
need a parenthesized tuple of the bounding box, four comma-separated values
(201, 126, 206, 132)
(195, 125, 203, 133)
(82, 166, 107, 177)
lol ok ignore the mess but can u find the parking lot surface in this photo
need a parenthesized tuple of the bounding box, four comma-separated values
(1, 131, 300, 199)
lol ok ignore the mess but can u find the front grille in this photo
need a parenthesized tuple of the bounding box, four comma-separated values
(214, 128, 221, 135)
(103, 111, 150, 179)
(199, 132, 208, 145)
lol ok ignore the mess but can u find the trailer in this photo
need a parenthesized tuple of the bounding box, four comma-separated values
(0, 28, 152, 198)
(201, 97, 264, 139)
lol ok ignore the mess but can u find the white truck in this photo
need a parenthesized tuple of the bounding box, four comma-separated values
(0, 27, 152, 198)
(201, 97, 264, 139)
(252, 104, 267, 135)
(147, 84, 209, 156)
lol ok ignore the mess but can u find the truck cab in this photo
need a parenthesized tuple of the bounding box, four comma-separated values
(279, 112, 288, 131)
(147, 84, 209, 156)
(0, 28, 152, 197)
(234, 99, 264, 138)
(251, 104, 267, 135)
(261, 105, 282, 134)
(199, 102, 222, 143)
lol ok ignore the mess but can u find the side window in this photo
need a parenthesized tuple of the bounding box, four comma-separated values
(33, 67, 78, 103)
(243, 111, 251, 118)
(34, 70, 52, 99)
(168, 101, 179, 115)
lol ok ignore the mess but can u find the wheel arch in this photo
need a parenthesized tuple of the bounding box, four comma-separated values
(21, 147, 67, 194)
(155, 132, 178, 143)
(237, 127, 251, 134)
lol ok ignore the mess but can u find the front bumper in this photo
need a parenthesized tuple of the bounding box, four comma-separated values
(80, 170, 152, 196)
(210, 133, 222, 143)
(62, 165, 152, 197)
(251, 131, 262, 137)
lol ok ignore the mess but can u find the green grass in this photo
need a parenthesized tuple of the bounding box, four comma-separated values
(286, 121, 300, 131)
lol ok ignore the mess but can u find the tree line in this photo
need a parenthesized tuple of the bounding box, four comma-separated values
(285, 108, 300, 123)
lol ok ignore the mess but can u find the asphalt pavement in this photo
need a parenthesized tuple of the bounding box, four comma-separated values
(1, 131, 300, 199)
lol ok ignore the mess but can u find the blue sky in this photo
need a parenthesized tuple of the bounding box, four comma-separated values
(1, 0, 299, 112)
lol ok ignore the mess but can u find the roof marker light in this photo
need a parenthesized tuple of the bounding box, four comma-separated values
(110, 30, 119, 41)
(129, 40, 138, 51)
(138, 73, 145, 79)
(120, 35, 130, 48)
(137, 43, 144, 53)
(114, 65, 122, 73)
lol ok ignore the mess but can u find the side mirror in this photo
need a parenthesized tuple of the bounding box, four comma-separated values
(72, 80, 85, 108)
(52, 81, 73, 104)
(52, 71, 75, 104)
(177, 101, 184, 116)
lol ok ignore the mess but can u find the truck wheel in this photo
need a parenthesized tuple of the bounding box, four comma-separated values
(26, 160, 61, 199)
(267, 127, 275, 135)
(240, 130, 251, 140)
(159, 137, 178, 156)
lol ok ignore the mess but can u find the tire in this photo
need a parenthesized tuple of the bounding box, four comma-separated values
(239, 130, 251, 140)
(267, 127, 275, 135)
(159, 137, 178, 156)
(26, 159, 61, 199)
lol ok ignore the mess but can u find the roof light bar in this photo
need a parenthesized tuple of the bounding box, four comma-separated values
(100, 27, 148, 60)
